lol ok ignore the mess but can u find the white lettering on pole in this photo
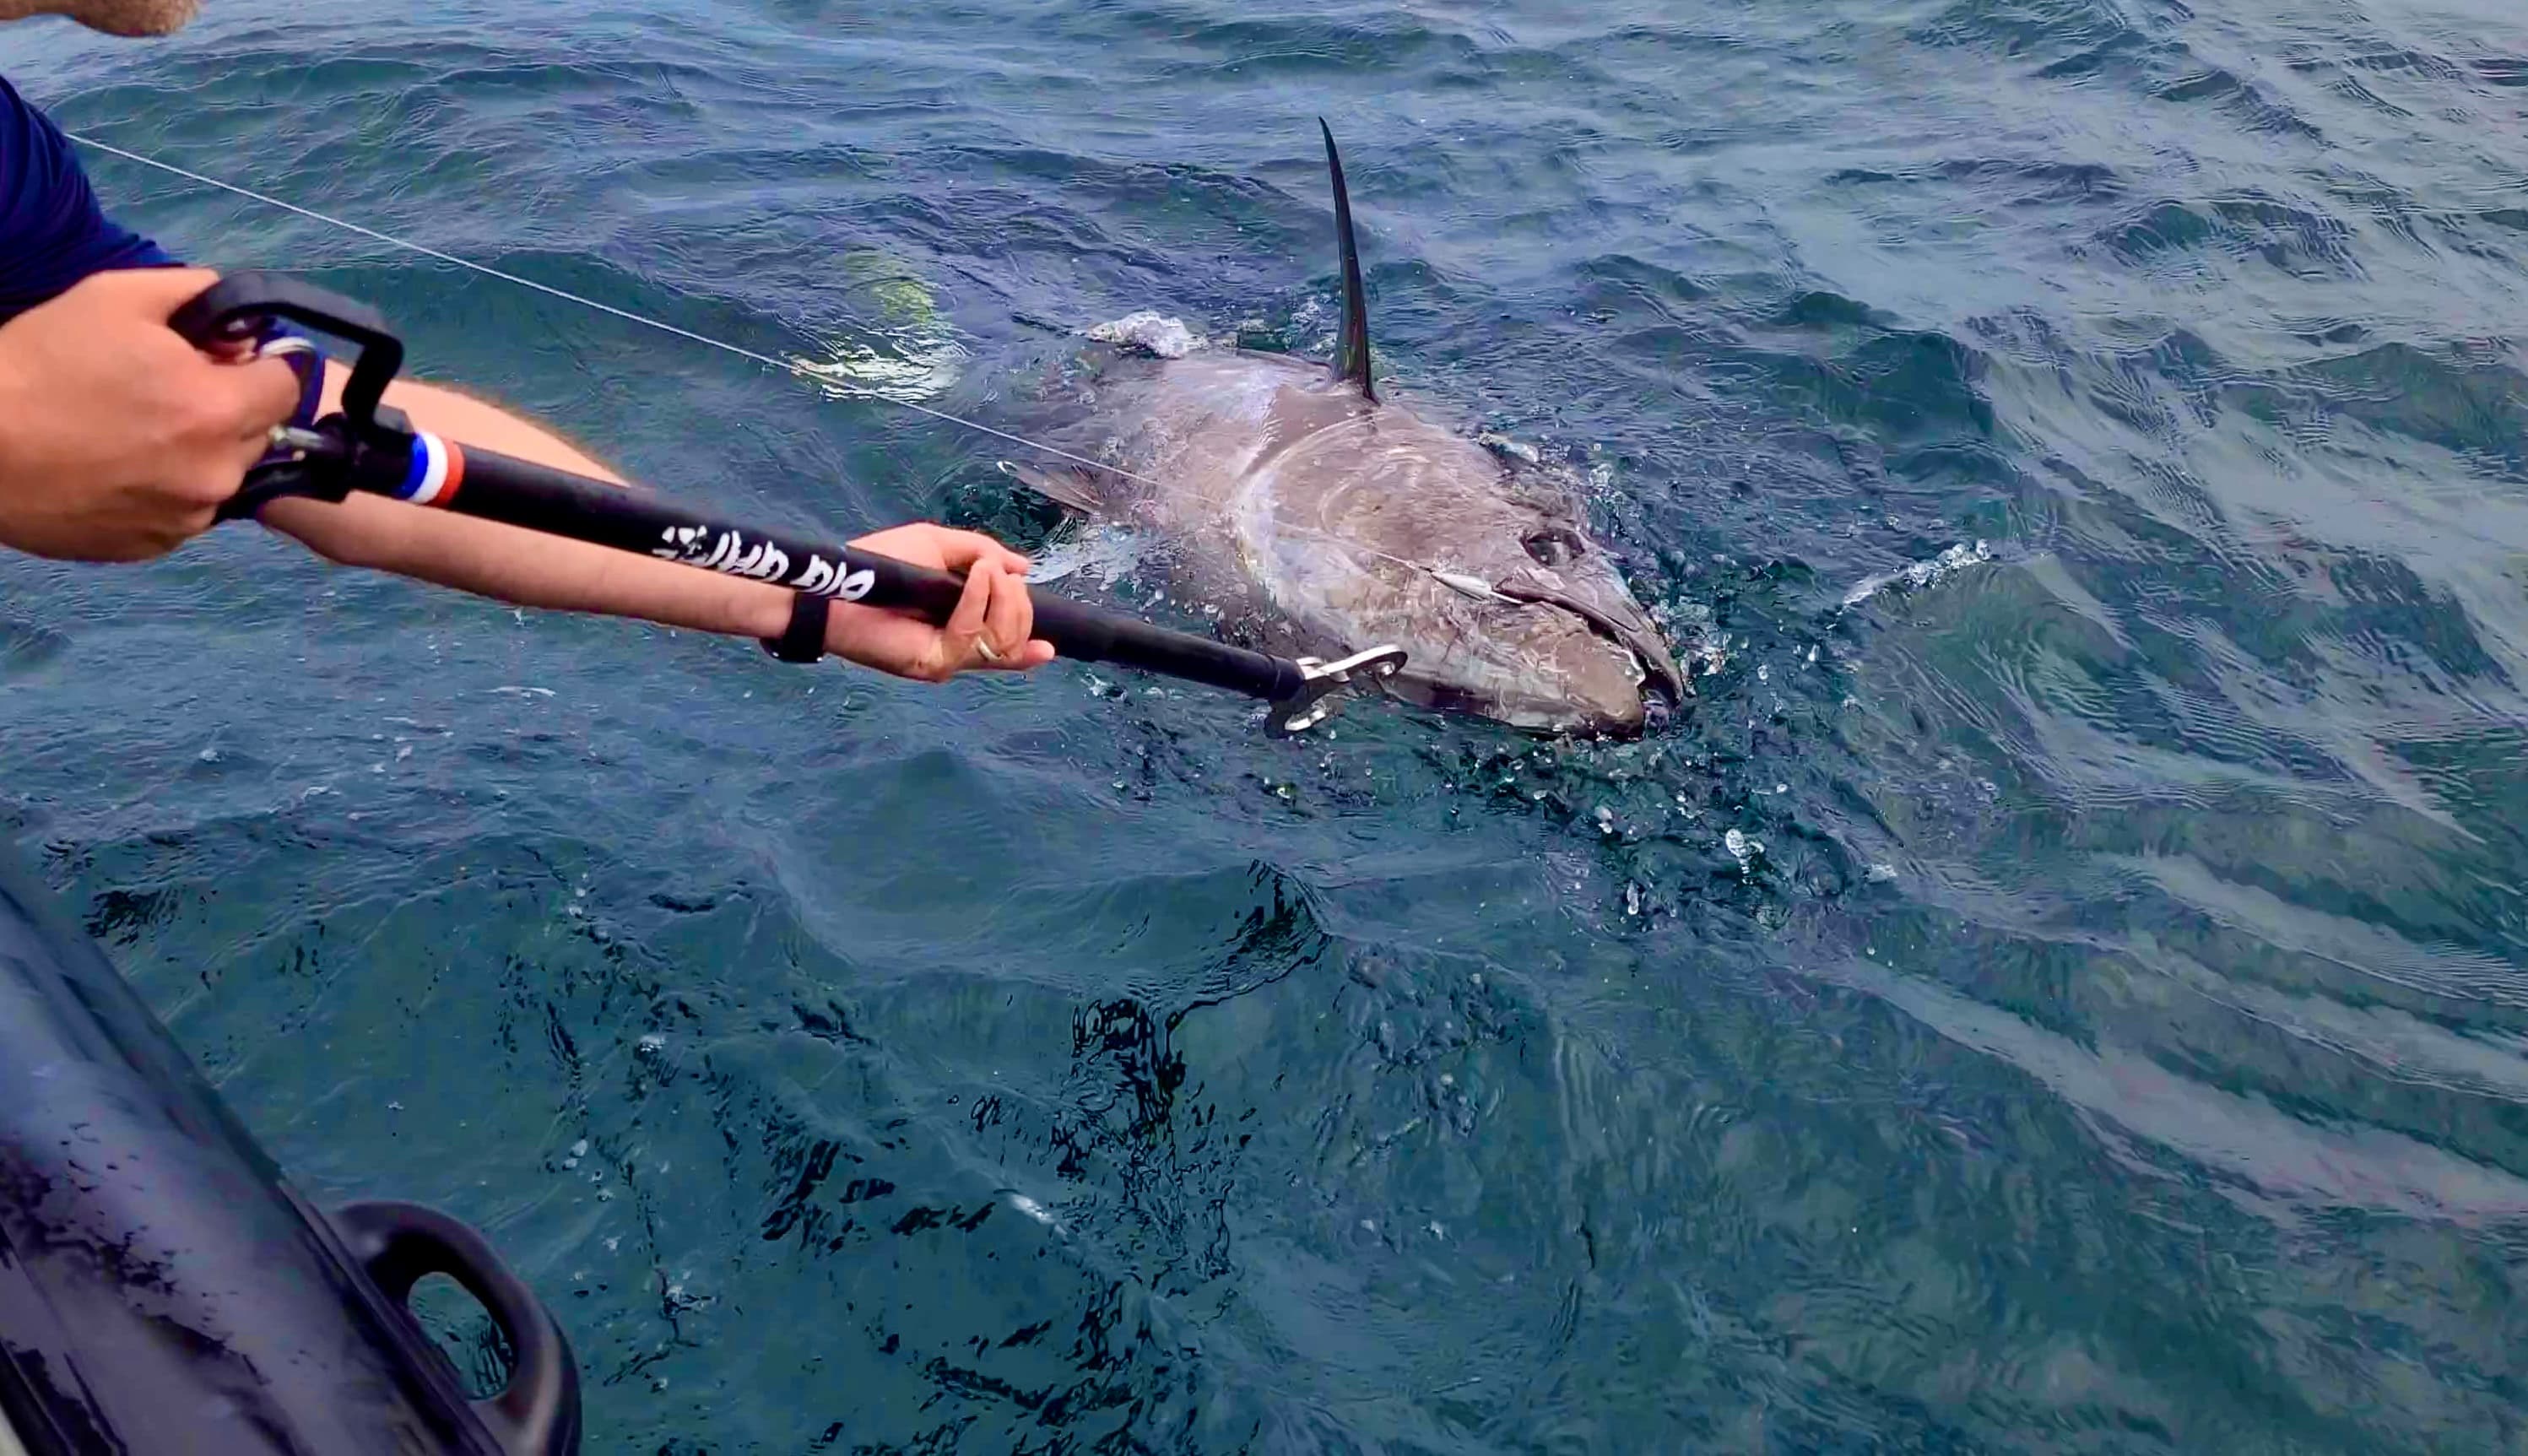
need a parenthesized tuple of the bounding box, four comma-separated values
(649, 525, 853, 597)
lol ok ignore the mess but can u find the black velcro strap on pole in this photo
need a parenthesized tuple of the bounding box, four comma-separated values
(761, 591, 830, 664)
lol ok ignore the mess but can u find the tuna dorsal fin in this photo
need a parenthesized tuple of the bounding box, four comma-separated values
(1320, 119, 1377, 404)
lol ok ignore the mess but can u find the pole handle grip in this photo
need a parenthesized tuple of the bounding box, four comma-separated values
(166, 269, 406, 428)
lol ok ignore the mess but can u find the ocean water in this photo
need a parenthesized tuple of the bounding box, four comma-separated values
(6, 0, 2528, 1449)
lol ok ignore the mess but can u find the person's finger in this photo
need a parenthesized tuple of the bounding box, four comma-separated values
(219, 353, 307, 435)
(938, 558, 995, 674)
(214, 429, 271, 478)
(119, 266, 225, 315)
(1004, 566, 1036, 655)
(927, 528, 1031, 576)
(977, 566, 1028, 670)
(923, 528, 990, 572)
(116, 268, 253, 354)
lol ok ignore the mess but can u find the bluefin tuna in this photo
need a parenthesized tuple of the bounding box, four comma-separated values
(1010, 123, 1686, 735)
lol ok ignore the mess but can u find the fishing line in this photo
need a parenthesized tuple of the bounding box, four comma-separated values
(64, 130, 1171, 490)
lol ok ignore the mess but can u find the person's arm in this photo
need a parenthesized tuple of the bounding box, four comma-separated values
(257, 365, 1054, 680)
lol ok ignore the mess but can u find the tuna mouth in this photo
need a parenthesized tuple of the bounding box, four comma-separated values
(1489, 570, 1689, 711)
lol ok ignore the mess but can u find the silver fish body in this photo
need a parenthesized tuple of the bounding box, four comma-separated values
(1012, 122, 1683, 734)
(1033, 347, 1686, 734)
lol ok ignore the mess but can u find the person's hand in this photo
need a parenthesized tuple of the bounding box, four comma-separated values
(826, 522, 1058, 681)
(0, 268, 304, 562)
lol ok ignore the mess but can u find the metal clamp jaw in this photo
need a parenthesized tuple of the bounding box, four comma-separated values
(1270, 644, 1406, 733)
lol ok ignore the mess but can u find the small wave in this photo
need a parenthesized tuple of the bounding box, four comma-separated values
(1838, 540, 1995, 610)
(1835, 956, 2528, 1221)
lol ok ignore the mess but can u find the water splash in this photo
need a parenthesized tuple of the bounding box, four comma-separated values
(1838, 540, 1995, 611)
(1026, 523, 1147, 587)
(790, 333, 968, 404)
(1655, 598, 1731, 678)
(1086, 311, 1204, 359)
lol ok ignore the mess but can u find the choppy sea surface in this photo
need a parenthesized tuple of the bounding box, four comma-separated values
(7, 0, 2528, 1448)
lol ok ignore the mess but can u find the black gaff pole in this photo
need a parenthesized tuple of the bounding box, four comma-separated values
(173, 271, 1405, 728)
(377, 434, 1307, 702)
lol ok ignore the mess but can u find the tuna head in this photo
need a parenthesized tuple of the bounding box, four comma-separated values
(1381, 507, 1687, 737)
(1259, 417, 1686, 736)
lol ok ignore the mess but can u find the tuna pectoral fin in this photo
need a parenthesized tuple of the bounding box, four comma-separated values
(1320, 120, 1377, 404)
(998, 460, 1110, 514)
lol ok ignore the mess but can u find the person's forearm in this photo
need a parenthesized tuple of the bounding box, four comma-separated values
(252, 365, 1047, 681)
(259, 366, 790, 641)
(260, 490, 794, 641)
(356, 376, 623, 483)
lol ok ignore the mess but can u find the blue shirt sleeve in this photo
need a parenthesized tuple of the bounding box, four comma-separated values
(0, 72, 179, 324)
(0, 74, 324, 438)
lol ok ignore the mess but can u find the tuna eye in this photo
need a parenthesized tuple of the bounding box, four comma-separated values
(1522, 527, 1585, 567)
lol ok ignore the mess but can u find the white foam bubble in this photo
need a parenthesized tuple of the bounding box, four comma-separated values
(1027, 524, 1145, 587)
(1840, 540, 1995, 610)
(790, 330, 970, 404)
(1086, 311, 1203, 358)
(1724, 828, 1766, 872)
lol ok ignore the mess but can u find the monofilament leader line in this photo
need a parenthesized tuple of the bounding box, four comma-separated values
(66, 130, 1169, 490)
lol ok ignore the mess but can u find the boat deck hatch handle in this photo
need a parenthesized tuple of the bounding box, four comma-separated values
(333, 1201, 582, 1456)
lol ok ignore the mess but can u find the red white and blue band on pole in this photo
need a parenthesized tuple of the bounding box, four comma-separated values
(395, 430, 467, 507)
